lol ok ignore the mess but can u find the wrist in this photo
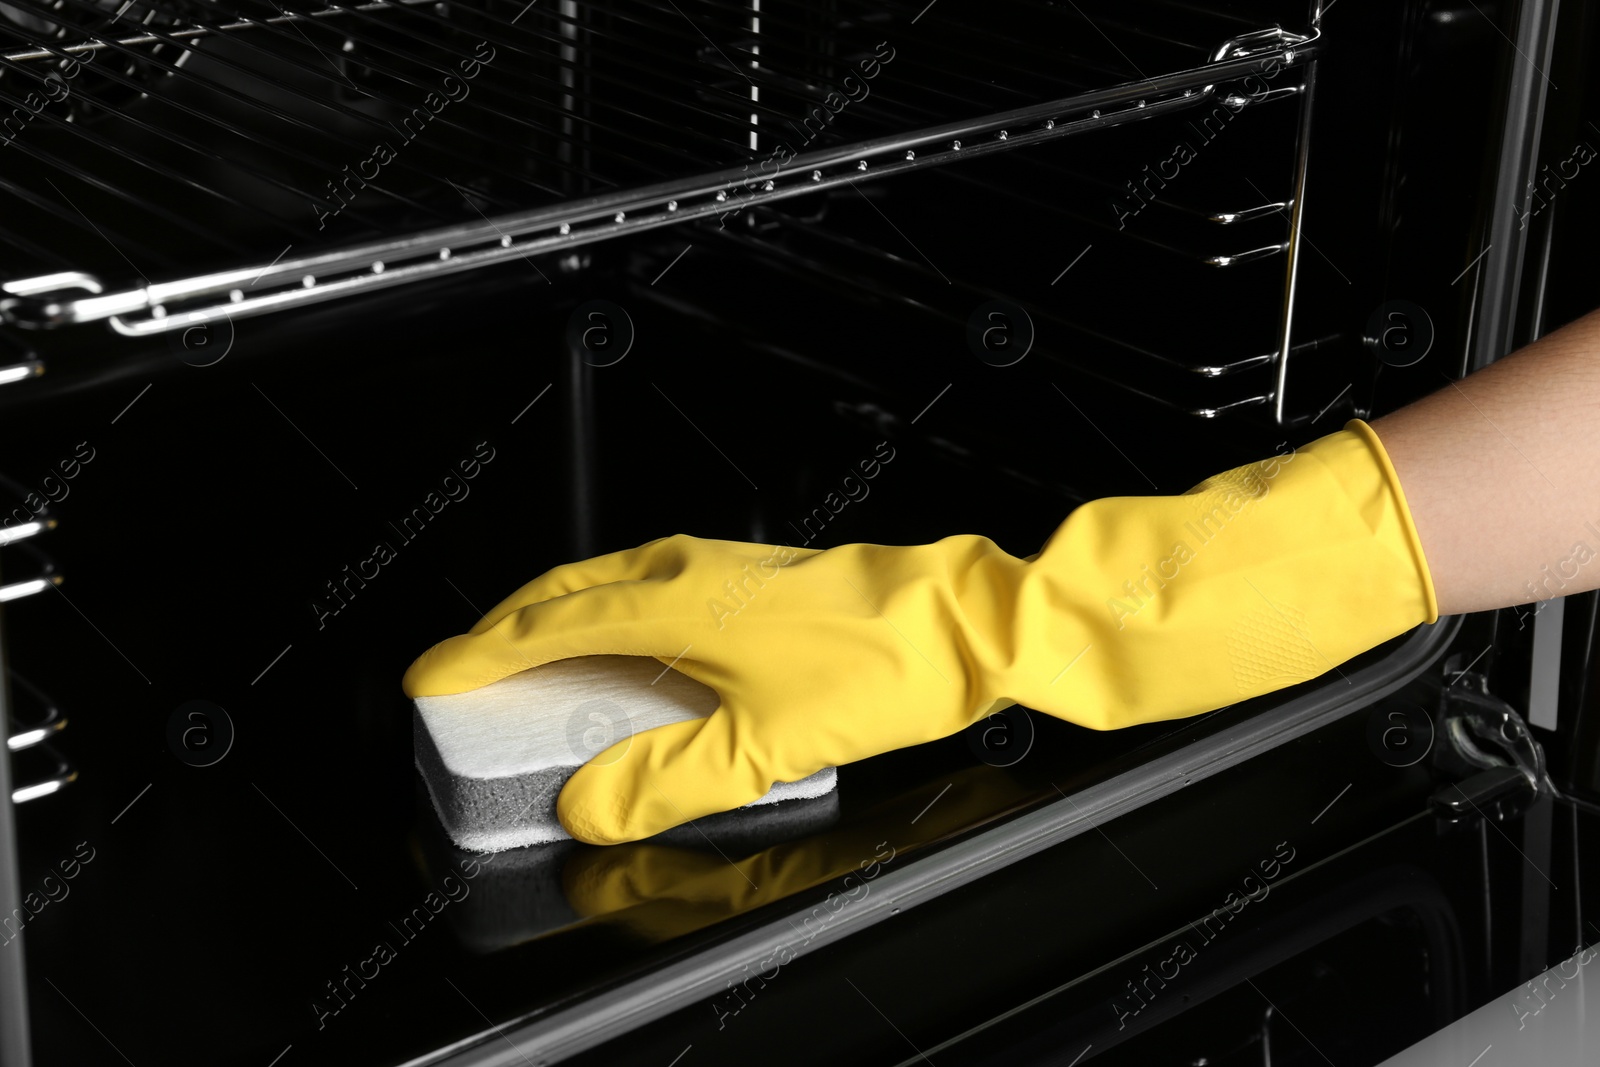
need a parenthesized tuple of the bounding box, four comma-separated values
(1342, 418, 1440, 624)
(998, 424, 1439, 730)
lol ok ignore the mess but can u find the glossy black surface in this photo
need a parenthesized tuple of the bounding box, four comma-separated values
(0, 255, 1291, 1066)
(0, 0, 1305, 285)
(2, 0, 1596, 1063)
(575, 649, 1600, 1067)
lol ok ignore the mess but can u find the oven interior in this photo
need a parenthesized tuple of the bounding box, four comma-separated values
(1, 0, 1593, 1064)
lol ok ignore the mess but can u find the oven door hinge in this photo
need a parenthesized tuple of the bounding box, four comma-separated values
(1430, 670, 1556, 819)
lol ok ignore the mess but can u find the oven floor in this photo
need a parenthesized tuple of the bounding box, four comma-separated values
(0, 266, 1279, 1066)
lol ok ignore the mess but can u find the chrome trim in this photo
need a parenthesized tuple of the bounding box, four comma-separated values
(1469, 0, 1563, 371)
(0, 575, 61, 603)
(2, 27, 1320, 334)
(1270, 36, 1320, 423)
(0, 520, 52, 548)
(0, 362, 43, 387)
(7, 671, 66, 753)
(1205, 242, 1289, 267)
(6, 715, 65, 753)
(1211, 200, 1293, 225)
(1, 0, 442, 62)
(10, 744, 77, 804)
(1190, 393, 1273, 419)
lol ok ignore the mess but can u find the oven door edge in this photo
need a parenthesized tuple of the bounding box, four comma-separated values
(414, 615, 1467, 1067)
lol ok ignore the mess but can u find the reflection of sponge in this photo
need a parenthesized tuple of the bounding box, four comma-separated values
(412, 780, 842, 951)
(413, 655, 838, 852)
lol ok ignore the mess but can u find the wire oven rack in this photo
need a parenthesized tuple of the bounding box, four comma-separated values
(0, 0, 1316, 339)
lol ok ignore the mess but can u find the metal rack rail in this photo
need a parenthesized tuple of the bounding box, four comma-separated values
(650, 208, 1343, 419)
(0, 0, 1315, 335)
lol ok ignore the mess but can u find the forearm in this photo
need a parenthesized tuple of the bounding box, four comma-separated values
(1370, 307, 1600, 616)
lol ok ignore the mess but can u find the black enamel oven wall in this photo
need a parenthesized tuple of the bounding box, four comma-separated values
(1, 1, 1598, 1065)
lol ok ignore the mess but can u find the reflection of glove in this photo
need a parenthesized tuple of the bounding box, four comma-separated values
(561, 766, 1035, 943)
(402, 419, 1437, 845)
(561, 840, 879, 945)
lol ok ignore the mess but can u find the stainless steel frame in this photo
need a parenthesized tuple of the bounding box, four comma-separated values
(0, 27, 1317, 337)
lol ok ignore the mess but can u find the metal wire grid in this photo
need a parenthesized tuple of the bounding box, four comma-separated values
(642, 180, 1331, 422)
(610, 58, 1324, 422)
(0, 0, 1313, 332)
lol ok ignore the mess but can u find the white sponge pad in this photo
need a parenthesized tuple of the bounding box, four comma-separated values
(413, 655, 837, 851)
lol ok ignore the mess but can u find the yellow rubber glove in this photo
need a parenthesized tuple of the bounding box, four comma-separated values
(402, 419, 1438, 845)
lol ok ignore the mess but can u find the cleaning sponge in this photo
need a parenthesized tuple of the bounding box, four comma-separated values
(413, 655, 837, 852)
